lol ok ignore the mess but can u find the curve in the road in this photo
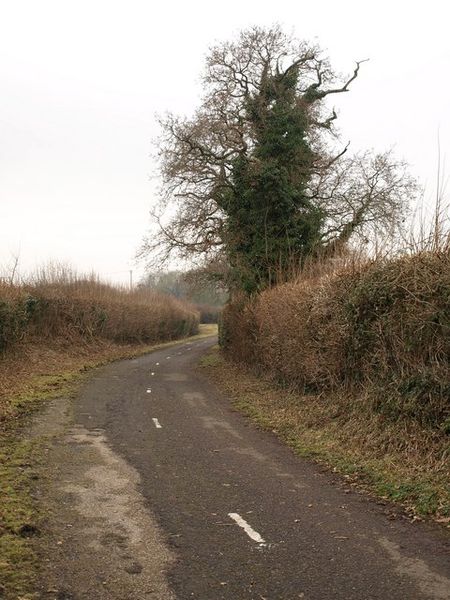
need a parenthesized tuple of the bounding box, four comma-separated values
(42, 335, 450, 600)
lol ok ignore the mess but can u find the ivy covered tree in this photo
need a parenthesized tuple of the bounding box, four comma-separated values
(221, 61, 325, 291)
(142, 26, 416, 293)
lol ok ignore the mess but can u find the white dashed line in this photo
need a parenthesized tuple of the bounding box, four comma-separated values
(228, 513, 266, 546)
(146, 389, 152, 394)
(151, 372, 155, 376)
(152, 418, 162, 429)
(156, 362, 160, 366)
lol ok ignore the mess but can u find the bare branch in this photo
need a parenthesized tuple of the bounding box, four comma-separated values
(303, 59, 369, 103)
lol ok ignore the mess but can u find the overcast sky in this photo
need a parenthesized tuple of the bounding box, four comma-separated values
(1, 0, 449, 284)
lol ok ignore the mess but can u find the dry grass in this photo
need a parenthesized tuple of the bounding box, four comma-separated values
(0, 266, 200, 425)
(219, 246, 450, 518)
(1, 339, 140, 424)
(0, 267, 200, 349)
(222, 249, 450, 430)
(0, 323, 217, 600)
(202, 348, 450, 520)
(0, 279, 199, 352)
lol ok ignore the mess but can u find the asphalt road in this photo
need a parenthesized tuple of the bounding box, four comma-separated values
(69, 335, 450, 600)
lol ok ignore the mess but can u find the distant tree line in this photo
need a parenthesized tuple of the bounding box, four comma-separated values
(139, 270, 227, 322)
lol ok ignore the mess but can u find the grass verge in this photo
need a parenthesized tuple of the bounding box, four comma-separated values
(0, 324, 217, 599)
(200, 346, 450, 526)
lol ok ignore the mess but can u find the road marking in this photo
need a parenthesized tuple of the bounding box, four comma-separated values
(228, 513, 266, 546)
(166, 356, 171, 360)
(146, 389, 152, 394)
(156, 362, 160, 366)
(151, 372, 155, 376)
(152, 418, 162, 429)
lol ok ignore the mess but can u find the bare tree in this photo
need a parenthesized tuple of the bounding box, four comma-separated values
(141, 25, 417, 288)
(310, 151, 418, 255)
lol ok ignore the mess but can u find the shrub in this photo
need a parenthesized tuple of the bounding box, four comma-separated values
(222, 250, 450, 429)
(0, 277, 199, 355)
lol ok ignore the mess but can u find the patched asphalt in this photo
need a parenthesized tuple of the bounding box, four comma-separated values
(41, 335, 450, 599)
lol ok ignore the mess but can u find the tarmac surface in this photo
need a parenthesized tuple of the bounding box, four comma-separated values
(37, 335, 450, 599)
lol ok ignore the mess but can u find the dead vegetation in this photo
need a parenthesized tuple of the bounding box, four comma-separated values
(0, 262, 205, 599)
(0, 274, 199, 350)
(202, 348, 450, 520)
(0, 266, 199, 424)
(219, 238, 450, 518)
(222, 248, 450, 429)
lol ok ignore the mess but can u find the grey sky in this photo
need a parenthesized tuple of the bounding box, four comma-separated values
(1, 0, 449, 284)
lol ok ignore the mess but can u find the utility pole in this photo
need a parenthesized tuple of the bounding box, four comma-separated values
(129, 269, 133, 290)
